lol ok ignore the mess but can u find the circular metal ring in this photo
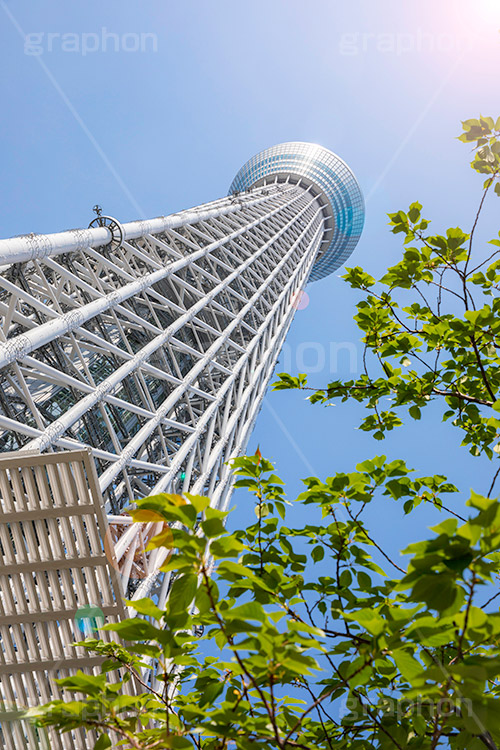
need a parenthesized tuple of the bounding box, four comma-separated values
(88, 215, 124, 251)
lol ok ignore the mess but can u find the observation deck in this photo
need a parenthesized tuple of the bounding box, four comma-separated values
(229, 142, 365, 281)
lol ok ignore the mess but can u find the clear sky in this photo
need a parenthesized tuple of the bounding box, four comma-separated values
(1, 0, 500, 560)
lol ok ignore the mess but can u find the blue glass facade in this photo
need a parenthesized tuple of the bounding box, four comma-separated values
(229, 142, 364, 281)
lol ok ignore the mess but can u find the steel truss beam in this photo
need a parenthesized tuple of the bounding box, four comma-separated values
(0, 182, 325, 598)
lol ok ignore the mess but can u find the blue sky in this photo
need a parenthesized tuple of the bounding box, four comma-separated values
(1, 0, 500, 559)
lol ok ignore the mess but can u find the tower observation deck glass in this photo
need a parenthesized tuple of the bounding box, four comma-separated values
(229, 142, 365, 281)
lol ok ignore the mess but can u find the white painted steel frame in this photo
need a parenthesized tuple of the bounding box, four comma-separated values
(0, 188, 289, 266)
(0, 145, 367, 750)
(0, 181, 325, 599)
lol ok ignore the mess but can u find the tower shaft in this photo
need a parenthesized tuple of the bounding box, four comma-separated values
(0, 144, 364, 749)
(0, 182, 323, 595)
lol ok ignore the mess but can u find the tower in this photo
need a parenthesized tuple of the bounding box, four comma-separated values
(0, 143, 364, 748)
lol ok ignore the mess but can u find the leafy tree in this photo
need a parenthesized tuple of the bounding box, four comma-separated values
(28, 118, 500, 749)
(275, 116, 500, 469)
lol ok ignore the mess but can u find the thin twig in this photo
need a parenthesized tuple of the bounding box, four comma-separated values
(345, 504, 406, 574)
(488, 464, 500, 498)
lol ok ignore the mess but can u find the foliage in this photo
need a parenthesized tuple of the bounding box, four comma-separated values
(274, 117, 500, 466)
(28, 118, 500, 749)
(28, 455, 500, 749)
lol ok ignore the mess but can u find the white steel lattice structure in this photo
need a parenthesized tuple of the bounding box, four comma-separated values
(0, 144, 364, 728)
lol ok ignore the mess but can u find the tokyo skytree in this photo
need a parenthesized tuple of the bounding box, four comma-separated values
(0, 142, 364, 747)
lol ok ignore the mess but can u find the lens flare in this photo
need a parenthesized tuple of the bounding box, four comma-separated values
(75, 605, 105, 637)
(291, 290, 310, 310)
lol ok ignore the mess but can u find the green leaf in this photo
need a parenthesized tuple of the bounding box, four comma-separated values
(55, 671, 107, 697)
(124, 597, 164, 621)
(224, 601, 266, 623)
(201, 516, 226, 538)
(103, 617, 160, 642)
(217, 561, 256, 580)
(168, 573, 198, 614)
(94, 734, 112, 749)
(311, 545, 325, 562)
(209, 535, 245, 558)
(344, 608, 385, 635)
(163, 736, 195, 749)
(410, 573, 463, 613)
(392, 648, 423, 680)
(183, 493, 210, 512)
